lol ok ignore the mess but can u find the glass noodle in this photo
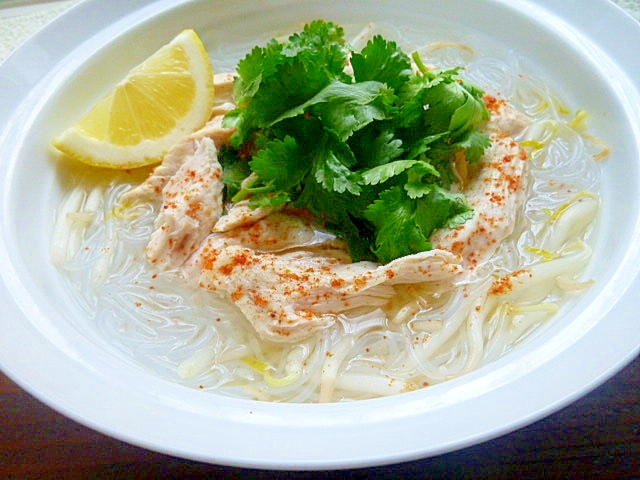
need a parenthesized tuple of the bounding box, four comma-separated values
(50, 23, 604, 402)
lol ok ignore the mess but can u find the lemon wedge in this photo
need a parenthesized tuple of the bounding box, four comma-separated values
(52, 29, 215, 169)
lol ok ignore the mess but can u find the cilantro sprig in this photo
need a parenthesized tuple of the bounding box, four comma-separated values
(220, 20, 490, 263)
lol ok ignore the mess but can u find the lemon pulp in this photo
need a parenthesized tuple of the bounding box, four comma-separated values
(53, 29, 215, 169)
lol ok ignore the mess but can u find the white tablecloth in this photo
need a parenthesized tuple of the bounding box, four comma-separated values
(0, 0, 79, 62)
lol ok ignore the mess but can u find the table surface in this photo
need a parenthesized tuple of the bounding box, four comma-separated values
(1, 1, 639, 478)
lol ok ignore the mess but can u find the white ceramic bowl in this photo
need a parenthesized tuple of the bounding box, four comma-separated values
(1, 0, 639, 470)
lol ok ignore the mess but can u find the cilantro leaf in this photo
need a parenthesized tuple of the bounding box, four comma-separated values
(364, 186, 432, 263)
(295, 177, 372, 260)
(248, 136, 307, 192)
(351, 35, 412, 90)
(453, 129, 491, 163)
(449, 87, 490, 138)
(311, 134, 361, 195)
(233, 42, 282, 100)
(283, 20, 347, 74)
(225, 20, 350, 145)
(249, 190, 292, 209)
(416, 185, 474, 233)
(404, 162, 442, 198)
(271, 80, 395, 141)
(348, 125, 404, 168)
(360, 160, 421, 186)
(218, 146, 251, 198)
(365, 184, 473, 263)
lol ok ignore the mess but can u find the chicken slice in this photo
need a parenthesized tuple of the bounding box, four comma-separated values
(120, 113, 236, 204)
(196, 240, 462, 343)
(483, 94, 531, 137)
(146, 137, 224, 270)
(431, 134, 529, 269)
(213, 199, 280, 233)
(211, 211, 340, 253)
(429, 95, 532, 269)
(180, 211, 351, 283)
(212, 72, 237, 106)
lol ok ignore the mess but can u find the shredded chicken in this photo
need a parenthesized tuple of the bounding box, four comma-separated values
(484, 94, 531, 137)
(196, 239, 462, 342)
(146, 137, 224, 269)
(431, 95, 531, 269)
(431, 134, 529, 269)
(175, 211, 461, 342)
(120, 115, 235, 204)
(212, 72, 237, 106)
(213, 199, 280, 233)
(211, 211, 338, 252)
